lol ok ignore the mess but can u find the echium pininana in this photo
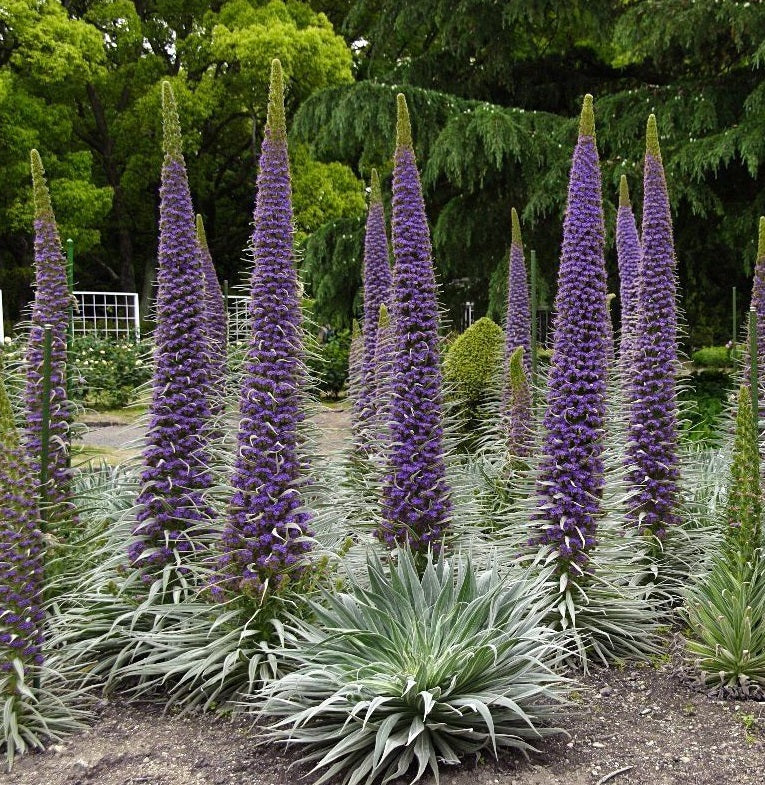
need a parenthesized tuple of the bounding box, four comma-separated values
(504, 207, 531, 383)
(625, 115, 680, 538)
(216, 60, 312, 598)
(354, 169, 393, 441)
(130, 82, 214, 574)
(750, 217, 765, 377)
(24, 150, 75, 527)
(378, 94, 451, 553)
(196, 214, 227, 418)
(534, 95, 609, 577)
(372, 303, 393, 444)
(725, 385, 761, 558)
(616, 175, 642, 375)
(1, 357, 45, 676)
(506, 346, 532, 461)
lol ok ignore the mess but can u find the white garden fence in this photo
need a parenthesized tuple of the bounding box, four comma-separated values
(72, 291, 141, 341)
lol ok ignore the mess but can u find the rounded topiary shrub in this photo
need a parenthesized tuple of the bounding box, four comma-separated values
(443, 317, 504, 404)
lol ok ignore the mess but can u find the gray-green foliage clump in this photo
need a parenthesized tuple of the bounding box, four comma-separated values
(685, 385, 765, 693)
(254, 550, 568, 785)
(443, 317, 503, 410)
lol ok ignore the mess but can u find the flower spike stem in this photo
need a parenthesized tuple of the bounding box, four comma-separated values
(530, 249, 538, 384)
(750, 307, 759, 433)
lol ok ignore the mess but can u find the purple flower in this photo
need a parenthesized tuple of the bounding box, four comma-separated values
(625, 115, 680, 538)
(534, 95, 609, 577)
(1, 360, 45, 675)
(196, 214, 227, 418)
(24, 150, 76, 527)
(378, 94, 451, 552)
(216, 60, 312, 598)
(616, 175, 642, 375)
(504, 207, 531, 381)
(354, 169, 393, 441)
(131, 82, 214, 574)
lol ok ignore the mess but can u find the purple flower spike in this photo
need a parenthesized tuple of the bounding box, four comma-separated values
(217, 60, 312, 598)
(378, 94, 451, 553)
(625, 115, 680, 538)
(534, 95, 609, 577)
(750, 217, 765, 372)
(131, 82, 214, 574)
(616, 176, 642, 375)
(25, 150, 76, 527)
(504, 207, 531, 382)
(354, 169, 393, 441)
(1, 361, 45, 675)
(197, 215, 227, 418)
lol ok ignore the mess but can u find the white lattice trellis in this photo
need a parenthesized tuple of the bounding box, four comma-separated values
(227, 295, 250, 344)
(73, 291, 141, 341)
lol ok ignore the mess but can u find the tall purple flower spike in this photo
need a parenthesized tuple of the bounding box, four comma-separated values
(130, 82, 214, 575)
(1, 360, 45, 675)
(504, 207, 531, 382)
(216, 60, 312, 598)
(354, 169, 393, 439)
(750, 217, 765, 374)
(535, 95, 609, 577)
(625, 115, 680, 538)
(25, 150, 75, 527)
(616, 176, 642, 374)
(196, 214, 227, 418)
(378, 94, 451, 553)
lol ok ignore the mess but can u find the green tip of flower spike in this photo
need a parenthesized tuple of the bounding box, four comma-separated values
(758, 216, 765, 260)
(370, 169, 382, 205)
(352, 319, 361, 340)
(619, 175, 630, 208)
(646, 114, 661, 160)
(396, 93, 413, 149)
(266, 59, 287, 142)
(30, 149, 53, 219)
(161, 81, 183, 158)
(606, 292, 616, 310)
(196, 214, 208, 250)
(511, 208, 522, 248)
(378, 303, 390, 329)
(578, 94, 595, 138)
(508, 346, 527, 393)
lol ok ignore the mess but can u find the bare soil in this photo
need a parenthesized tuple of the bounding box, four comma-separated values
(6, 658, 764, 785)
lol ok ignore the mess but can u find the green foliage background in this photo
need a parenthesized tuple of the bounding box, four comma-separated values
(2, 0, 764, 347)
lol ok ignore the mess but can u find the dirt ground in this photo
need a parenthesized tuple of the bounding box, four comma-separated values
(6, 658, 764, 785)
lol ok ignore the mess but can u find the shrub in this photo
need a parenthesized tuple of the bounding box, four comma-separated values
(307, 329, 351, 399)
(70, 336, 151, 409)
(443, 317, 503, 407)
(691, 346, 731, 368)
(255, 550, 569, 785)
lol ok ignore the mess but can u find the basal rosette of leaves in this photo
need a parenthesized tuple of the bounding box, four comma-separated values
(24, 150, 76, 528)
(196, 214, 227, 418)
(216, 59, 313, 599)
(130, 82, 215, 577)
(253, 550, 569, 785)
(625, 115, 680, 540)
(379, 94, 451, 553)
(534, 95, 609, 578)
(504, 208, 531, 382)
(354, 168, 393, 441)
